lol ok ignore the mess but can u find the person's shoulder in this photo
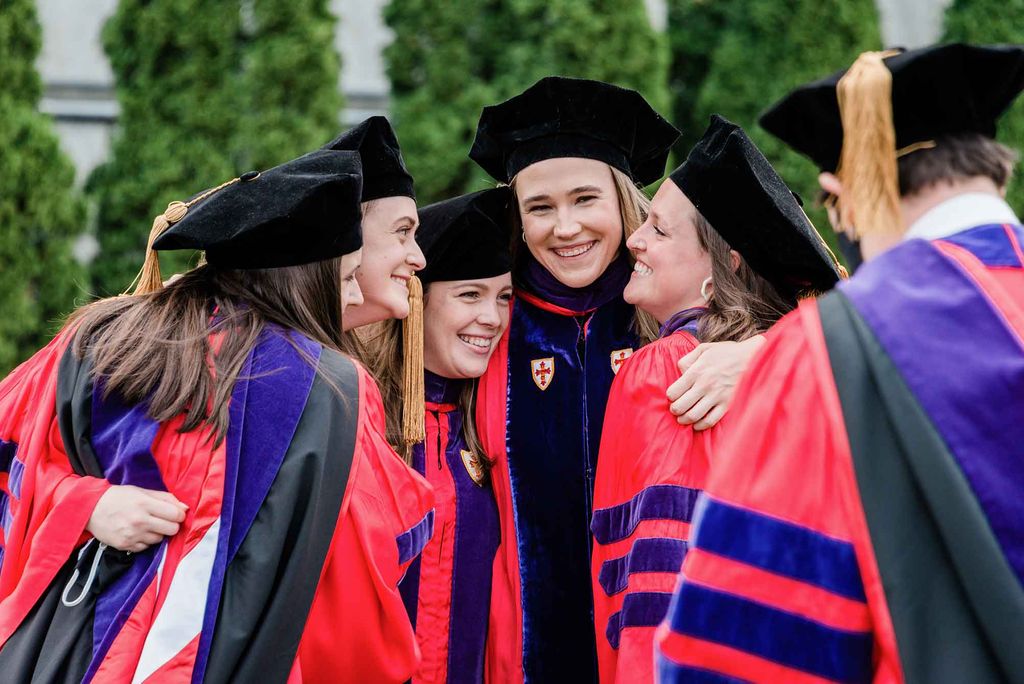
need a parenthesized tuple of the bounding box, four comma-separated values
(617, 331, 700, 382)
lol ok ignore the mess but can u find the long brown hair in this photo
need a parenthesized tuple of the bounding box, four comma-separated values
(693, 213, 795, 343)
(508, 163, 659, 344)
(68, 256, 347, 443)
(357, 295, 492, 474)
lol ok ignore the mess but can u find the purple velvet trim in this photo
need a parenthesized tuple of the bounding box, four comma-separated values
(192, 329, 320, 683)
(399, 442, 427, 626)
(519, 251, 631, 313)
(87, 383, 166, 677)
(90, 382, 164, 490)
(591, 484, 704, 546)
(941, 223, 1024, 268)
(598, 537, 689, 596)
(8, 457, 24, 499)
(659, 308, 706, 339)
(425, 369, 463, 404)
(445, 411, 500, 682)
(0, 496, 12, 539)
(85, 543, 166, 683)
(840, 225, 1024, 585)
(605, 591, 674, 649)
(397, 510, 435, 565)
(0, 439, 16, 472)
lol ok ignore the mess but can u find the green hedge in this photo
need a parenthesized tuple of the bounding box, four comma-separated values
(0, 0, 86, 374)
(670, 0, 880, 258)
(87, 0, 342, 296)
(943, 0, 1024, 215)
(385, 0, 670, 203)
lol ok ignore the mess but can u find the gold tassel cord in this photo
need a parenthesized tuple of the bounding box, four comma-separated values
(130, 176, 245, 296)
(401, 275, 426, 452)
(835, 50, 903, 241)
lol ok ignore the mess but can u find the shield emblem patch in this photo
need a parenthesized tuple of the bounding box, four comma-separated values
(610, 348, 633, 374)
(461, 449, 486, 486)
(531, 357, 554, 391)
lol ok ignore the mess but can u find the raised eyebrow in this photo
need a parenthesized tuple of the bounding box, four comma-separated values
(570, 185, 603, 195)
(392, 214, 418, 229)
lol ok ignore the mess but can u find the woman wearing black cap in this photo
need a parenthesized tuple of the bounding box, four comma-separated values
(468, 76, 679, 683)
(366, 188, 513, 684)
(325, 116, 426, 332)
(589, 116, 843, 684)
(0, 149, 433, 682)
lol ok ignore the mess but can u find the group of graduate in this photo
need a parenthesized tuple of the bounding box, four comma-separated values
(0, 39, 1022, 684)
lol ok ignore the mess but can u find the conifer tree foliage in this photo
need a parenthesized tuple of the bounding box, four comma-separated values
(385, 0, 671, 203)
(87, 0, 242, 296)
(0, 0, 86, 373)
(943, 0, 1024, 215)
(236, 0, 343, 171)
(88, 0, 343, 296)
(665, 0, 730, 156)
(687, 0, 880, 255)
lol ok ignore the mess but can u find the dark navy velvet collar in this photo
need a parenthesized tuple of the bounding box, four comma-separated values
(424, 369, 464, 405)
(517, 251, 631, 313)
(659, 307, 706, 339)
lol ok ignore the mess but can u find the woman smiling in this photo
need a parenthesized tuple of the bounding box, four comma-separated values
(469, 77, 678, 683)
(590, 116, 843, 684)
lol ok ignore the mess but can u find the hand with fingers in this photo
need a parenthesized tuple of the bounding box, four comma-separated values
(86, 485, 189, 553)
(666, 335, 767, 430)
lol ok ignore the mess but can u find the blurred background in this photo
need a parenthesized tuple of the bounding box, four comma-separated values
(2, 0, 1021, 374)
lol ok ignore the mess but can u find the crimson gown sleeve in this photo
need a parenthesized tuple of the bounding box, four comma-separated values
(295, 363, 434, 684)
(592, 331, 715, 684)
(654, 303, 903, 683)
(0, 332, 111, 646)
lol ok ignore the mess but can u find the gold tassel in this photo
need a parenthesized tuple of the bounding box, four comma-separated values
(131, 200, 189, 295)
(835, 50, 903, 241)
(128, 176, 244, 296)
(401, 275, 426, 452)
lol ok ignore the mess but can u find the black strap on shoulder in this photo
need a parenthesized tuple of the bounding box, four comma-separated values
(202, 350, 360, 683)
(820, 291, 1024, 684)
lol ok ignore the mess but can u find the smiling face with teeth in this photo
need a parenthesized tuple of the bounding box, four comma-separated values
(343, 196, 426, 330)
(514, 158, 625, 289)
(624, 179, 714, 324)
(423, 273, 514, 379)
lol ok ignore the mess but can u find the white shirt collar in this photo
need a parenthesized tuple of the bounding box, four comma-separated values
(904, 193, 1020, 242)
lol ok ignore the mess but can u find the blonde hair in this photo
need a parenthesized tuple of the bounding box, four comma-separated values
(508, 162, 659, 344)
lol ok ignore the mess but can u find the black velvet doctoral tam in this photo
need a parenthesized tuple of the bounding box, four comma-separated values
(670, 115, 843, 299)
(323, 116, 416, 201)
(416, 187, 514, 285)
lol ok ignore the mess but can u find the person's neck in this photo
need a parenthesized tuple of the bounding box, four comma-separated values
(860, 177, 1003, 262)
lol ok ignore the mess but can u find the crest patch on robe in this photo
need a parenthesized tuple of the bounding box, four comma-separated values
(460, 449, 486, 486)
(531, 358, 554, 391)
(610, 348, 633, 374)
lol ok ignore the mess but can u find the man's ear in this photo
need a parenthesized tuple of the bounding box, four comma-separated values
(818, 172, 843, 197)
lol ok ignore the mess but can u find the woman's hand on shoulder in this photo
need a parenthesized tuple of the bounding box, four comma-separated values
(86, 485, 188, 553)
(666, 334, 767, 430)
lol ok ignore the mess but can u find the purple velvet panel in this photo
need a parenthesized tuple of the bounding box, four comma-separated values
(87, 382, 166, 677)
(8, 456, 24, 499)
(519, 252, 632, 313)
(192, 329, 320, 683)
(85, 544, 166, 683)
(445, 409, 500, 683)
(840, 225, 1024, 585)
(598, 537, 689, 596)
(399, 440, 427, 629)
(0, 438, 16, 472)
(604, 591, 674, 649)
(90, 382, 163, 490)
(659, 308, 706, 339)
(941, 223, 1023, 268)
(591, 484, 703, 546)
(397, 510, 435, 565)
